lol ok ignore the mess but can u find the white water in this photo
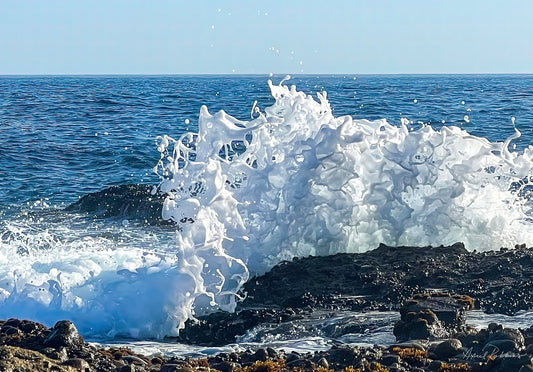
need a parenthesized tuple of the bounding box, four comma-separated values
(1, 79, 533, 338)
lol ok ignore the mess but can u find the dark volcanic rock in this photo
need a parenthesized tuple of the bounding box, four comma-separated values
(243, 243, 469, 309)
(181, 243, 533, 346)
(394, 293, 473, 341)
(43, 320, 84, 350)
(241, 243, 533, 316)
(433, 338, 463, 359)
(65, 184, 170, 224)
(0, 319, 150, 371)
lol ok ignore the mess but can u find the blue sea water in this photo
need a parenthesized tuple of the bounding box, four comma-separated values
(1, 74, 532, 207)
(0, 74, 533, 352)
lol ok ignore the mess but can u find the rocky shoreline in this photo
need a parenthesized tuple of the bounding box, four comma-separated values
(2, 244, 533, 371)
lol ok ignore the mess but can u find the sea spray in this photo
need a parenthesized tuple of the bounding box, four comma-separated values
(158, 79, 533, 263)
(0, 79, 533, 339)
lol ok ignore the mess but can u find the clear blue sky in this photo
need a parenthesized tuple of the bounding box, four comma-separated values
(1, 0, 531, 74)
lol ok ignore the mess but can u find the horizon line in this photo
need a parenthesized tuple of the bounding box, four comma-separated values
(1, 72, 532, 77)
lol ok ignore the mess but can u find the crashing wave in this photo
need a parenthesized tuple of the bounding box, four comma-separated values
(1, 79, 532, 339)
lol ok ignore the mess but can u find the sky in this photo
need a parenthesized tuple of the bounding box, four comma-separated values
(1, 0, 531, 75)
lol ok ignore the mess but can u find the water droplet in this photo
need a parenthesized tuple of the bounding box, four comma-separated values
(413, 99, 418, 103)
(512, 117, 516, 125)
(461, 101, 465, 105)
(464, 115, 470, 123)
(185, 118, 190, 124)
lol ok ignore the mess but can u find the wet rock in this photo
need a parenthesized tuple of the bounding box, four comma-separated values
(488, 327, 526, 350)
(324, 345, 360, 368)
(499, 355, 533, 371)
(3, 318, 22, 328)
(211, 361, 241, 372)
(40, 346, 68, 361)
(0, 325, 21, 336)
(122, 354, 148, 365)
(433, 338, 463, 359)
(394, 311, 440, 340)
(484, 339, 520, 354)
(316, 356, 329, 368)
(253, 348, 268, 362)
(427, 360, 444, 371)
(43, 320, 84, 351)
(151, 356, 165, 365)
(266, 347, 278, 358)
(381, 353, 401, 366)
(287, 357, 314, 369)
(65, 184, 169, 225)
(178, 244, 533, 346)
(61, 357, 90, 370)
(394, 293, 471, 341)
(285, 351, 301, 364)
(523, 326, 533, 344)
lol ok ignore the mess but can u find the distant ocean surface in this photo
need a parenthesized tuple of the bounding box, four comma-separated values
(1, 74, 533, 347)
(1, 74, 532, 206)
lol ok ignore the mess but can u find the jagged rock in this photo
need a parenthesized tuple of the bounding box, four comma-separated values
(43, 320, 84, 351)
(394, 293, 472, 341)
(65, 184, 169, 224)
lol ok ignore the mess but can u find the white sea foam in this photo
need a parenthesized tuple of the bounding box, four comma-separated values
(1, 80, 533, 339)
(154, 79, 533, 334)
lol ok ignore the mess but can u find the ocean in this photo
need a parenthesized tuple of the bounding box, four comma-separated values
(1, 74, 533, 355)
